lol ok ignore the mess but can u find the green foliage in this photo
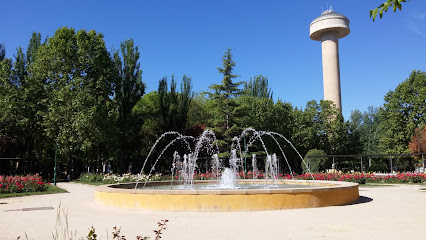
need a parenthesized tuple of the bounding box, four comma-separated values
(348, 107, 382, 154)
(114, 38, 146, 173)
(206, 48, 244, 154)
(2, 26, 424, 178)
(186, 93, 211, 128)
(368, 160, 388, 172)
(26, 32, 42, 64)
(303, 149, 327, 172)
(0, 43, 5, 61)
(14, 47, 26, 82)
(291, 100, 347, 155)
(243, 75, 273, 99)
(370, 0, 409, 21)
(379, 70, 426, 153)
(0, 32, 48, 170)
(30, 27, 117, 174)
(207, 48, 243, 132)
(79, 173, 108, 184)
(132, 76, 194, 165)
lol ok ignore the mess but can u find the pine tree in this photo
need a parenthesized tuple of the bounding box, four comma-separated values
(207, 48, 243, 155)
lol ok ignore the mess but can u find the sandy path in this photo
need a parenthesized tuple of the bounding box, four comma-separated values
(0, 183, 425, 240)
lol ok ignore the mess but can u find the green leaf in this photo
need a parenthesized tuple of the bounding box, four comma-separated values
(383, 2, 390, 11)
(371, 9, 379, 21)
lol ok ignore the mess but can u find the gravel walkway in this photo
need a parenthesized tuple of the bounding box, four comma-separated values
(0, 183, 425, 240)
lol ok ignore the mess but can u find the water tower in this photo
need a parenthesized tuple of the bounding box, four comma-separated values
(310, 9, 350, 111)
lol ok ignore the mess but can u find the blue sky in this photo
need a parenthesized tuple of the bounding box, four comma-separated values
(1, 0, 425, 119)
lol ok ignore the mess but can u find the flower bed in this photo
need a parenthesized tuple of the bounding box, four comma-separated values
(190, 171, 426, 184)
(78, 173, 163, 184)
(78, 171, 426, 185)
(0, 174, 49, 194)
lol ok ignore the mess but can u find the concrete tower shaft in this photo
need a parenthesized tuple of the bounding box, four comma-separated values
(310, 10, 350, 111)
(321, 32, 341, 110)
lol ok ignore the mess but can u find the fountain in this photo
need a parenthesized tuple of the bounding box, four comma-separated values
(95, 128, 359, 211)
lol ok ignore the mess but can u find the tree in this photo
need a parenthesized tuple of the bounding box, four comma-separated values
(132, 91, 161, 160)
(243, 75, 273, 99)
(370, 0, 410, 21)
(408, 126, 426, 159)
(30, 27, 117, 177)
(291, 100, 348, 156)
(0, 33, 45, 173)
(348, 107, 382, 154)
(132, 76, 194, 172)
(0, 58, 18, 161)
(157, 76, 176, 132)
(113, 39, 145, 173)
(379, 70, 426, 153)
(14, 47, 26, 83)
(157, 75, 193, 133)
(26, 32, 42, 65)
(0, 43, 5, 62)
(207, 48, 243, 152)
(186, 93, 211, 135)
(178, 75, 193, 132)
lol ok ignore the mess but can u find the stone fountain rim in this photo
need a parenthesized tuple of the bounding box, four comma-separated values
(96, 179, 358, 195)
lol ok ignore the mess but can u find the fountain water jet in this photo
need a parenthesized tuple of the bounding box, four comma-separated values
(95, 128, 359, 211)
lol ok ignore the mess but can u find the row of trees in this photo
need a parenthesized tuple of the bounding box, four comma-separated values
(0, 27, 425, 178)
(0, 28, 144, 177)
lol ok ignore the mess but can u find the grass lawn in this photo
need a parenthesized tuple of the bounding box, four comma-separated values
(0, 185, 67, 199)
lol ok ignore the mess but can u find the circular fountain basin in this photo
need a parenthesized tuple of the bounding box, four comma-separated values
(95, 179, 359, 211)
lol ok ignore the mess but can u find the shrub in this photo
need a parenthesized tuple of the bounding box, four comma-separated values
(303, 149, 327, 173)
(0, 174, 49, 194)
(78, 173, 162, 184)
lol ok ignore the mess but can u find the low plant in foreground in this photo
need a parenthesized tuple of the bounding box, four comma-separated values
(84, 220, 169, 240)
(86, 219, 168, 240)
(47, 202, 169, 240)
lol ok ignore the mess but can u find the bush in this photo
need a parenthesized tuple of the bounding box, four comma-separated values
(79, 173, 111, 183)
(303, 149, 327, 173)
(408, 173, 425, 183)
(0, 174, 49, 194)
(368, 160, 388, 172)
(78, 173, 162, 184)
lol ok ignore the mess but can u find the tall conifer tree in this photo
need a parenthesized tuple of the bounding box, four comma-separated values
(207, 48, 243, 155)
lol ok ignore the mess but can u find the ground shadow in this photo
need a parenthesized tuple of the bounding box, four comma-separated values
(345, 196, 373, 206)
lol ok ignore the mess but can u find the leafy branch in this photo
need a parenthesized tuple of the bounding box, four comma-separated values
(370, 0, 410, 21)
